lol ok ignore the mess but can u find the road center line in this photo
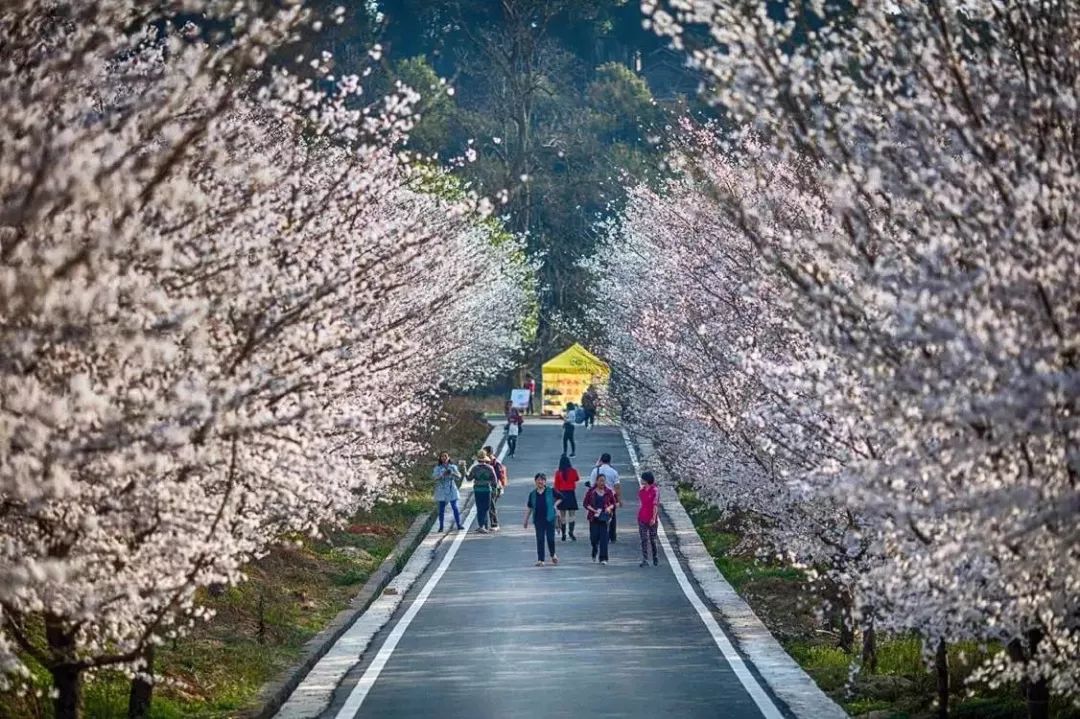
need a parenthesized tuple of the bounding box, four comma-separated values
(333, 443, 507, 718)
(620, 429, 785, 719)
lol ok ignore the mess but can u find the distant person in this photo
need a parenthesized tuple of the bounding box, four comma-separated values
(637, 471, 660, 567)
(432, 452, 464, 532)
(553, 454, 580, 541)
(508, 406, 524, 435)
(506, 420, 519, 458)
(583, 474, 616, 565)
(468, 450, 499, 534)
(589, 453, 621, 542)
(581, 385, 599, 429)
(484, 445, 507, 531)
(561, 402, 576, 458)
(524, 473, 562, 566)
(524, 372, 537, 414)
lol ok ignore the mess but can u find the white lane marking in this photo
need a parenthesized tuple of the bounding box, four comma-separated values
(621, 429, 785, 719)
(334, 444, 507, 718)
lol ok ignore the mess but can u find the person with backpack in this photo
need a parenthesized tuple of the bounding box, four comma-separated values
(637, 471, 660, 567)
(583, 474, 617, 564)
(524, 473, 562, 566)
(484, 444, 508, 531)
(588, 453, 621, 542)
(561, 403, 577, 458)
(468, 450, 499, 534)
(553, 454, 580, 541)
(432, 452, 464, 532)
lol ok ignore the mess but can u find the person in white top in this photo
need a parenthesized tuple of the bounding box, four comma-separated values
(561, 403, 577, 457)
(506, 420, 519, 458)
(588, 453, 621, 542)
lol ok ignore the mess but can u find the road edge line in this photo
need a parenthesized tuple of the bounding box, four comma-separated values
(622, 429, 849, 719)
(330, 439, 509, 718)
(266, 423, 505, 719)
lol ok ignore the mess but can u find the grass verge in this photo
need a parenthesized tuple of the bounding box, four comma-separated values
(1, 398, 490, 719)
(676, 484, 1080, 719)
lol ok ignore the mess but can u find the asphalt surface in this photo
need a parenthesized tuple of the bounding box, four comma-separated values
(318, 423, 788, 719)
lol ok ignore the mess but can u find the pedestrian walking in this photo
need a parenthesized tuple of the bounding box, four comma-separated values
(484, 445, 507, 531)
(524, 473, 562, 566)
(581, 385, 599, 429)
(637, 471, 660, 567)
(432, 452, 464, 532)
(506, 420, 519, 457)
(561, 403, 576, 458)
(468, 450, 499, 533)
(524, 373, 537, 415)
(583, 474, 617, 564)
(588, 453, 621, 542)
(553, 454, 580, 541)
(508, 406, 524, 435)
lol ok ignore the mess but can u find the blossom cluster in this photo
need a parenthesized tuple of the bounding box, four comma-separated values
(0, 0, 529, 703)
(598, 0, 1079, 702)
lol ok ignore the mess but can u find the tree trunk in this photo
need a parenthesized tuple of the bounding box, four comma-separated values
(1025, 629, 1049, 719)
(1006, 637, 1031, 702)
(46, 615, 82, 719)
(935, 638, 949, 719)
(257, 589, 267, 645)
(861, 621, 878, 674)
(1027, 676, 1049, 719)
(1007, 630, 1051, 719)
(52, 664, 82, 719)
(127, 646, 155, 719)
(836, 589, 854, 653)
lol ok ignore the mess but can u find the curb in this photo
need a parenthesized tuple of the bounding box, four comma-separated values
(247, 511, 433, 719)
(256, 422, 505, 719)
(632, 434, 849, 719)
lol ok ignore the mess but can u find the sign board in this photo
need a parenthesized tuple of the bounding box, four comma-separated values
(510, 388, 530, 409)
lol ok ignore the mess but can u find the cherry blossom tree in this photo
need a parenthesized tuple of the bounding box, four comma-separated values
(588, 126, 885, 655)
(616, 1, 1080, 714)
(0, 2, 530, 716)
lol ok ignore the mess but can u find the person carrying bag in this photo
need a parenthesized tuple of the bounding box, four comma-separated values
(583, 474, 616, 565)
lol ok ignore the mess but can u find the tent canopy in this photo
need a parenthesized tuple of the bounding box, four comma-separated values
(540, 343, 610, 415)
(542, 343, 609, 375)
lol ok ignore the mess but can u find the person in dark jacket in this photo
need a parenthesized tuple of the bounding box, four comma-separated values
(524, 473, 562, 566)
(581, 385, 599, 429)
(484, 444, 507, 531)
(583, 474, 617, 565)
(468, 450, 500, 534)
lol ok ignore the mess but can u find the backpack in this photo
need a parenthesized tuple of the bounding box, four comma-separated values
(492, 458, 508, 487)
(573, 407, 586, 423)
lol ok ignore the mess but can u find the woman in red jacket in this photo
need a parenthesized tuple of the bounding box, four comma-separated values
(553, 454, 580, 541)
(583, 474, 617, 565)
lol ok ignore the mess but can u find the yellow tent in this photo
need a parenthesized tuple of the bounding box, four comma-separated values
(541, 343, 610, 416)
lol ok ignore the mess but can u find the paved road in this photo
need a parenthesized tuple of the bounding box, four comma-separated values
(316, 423, 790, 719)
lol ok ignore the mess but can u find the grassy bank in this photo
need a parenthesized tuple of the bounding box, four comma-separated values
(676, 486, 1080, 719)
(1, 399, 491, 719)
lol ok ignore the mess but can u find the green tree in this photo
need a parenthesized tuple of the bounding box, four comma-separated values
(390, 56, 457, 157)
